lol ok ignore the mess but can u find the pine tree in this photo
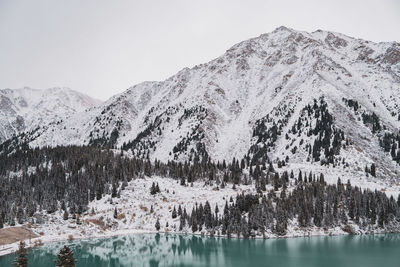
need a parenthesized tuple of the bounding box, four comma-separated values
(178, 205, 182, 216)
(63, 210, 69, 221)
(17, 206, 24, 224)
(111, 183, 117, 198)
(155, 218, 160, 231)
(378, 209, 385, 228)
(191, 217, 198, 232)
(113, 207, 118, 219)
(14, 241, 28, 267)
(172, 206, 177, 219)
(155, 183, 160, 193)
(150, 182, 158, 195)
(370, 163, 376, 177)
(55, 245, 76, 267)
(298, 170, 303, 183)
(144, 159, 152, 177)
(391, 143, 397, 159)
(179, 217, 184, 231)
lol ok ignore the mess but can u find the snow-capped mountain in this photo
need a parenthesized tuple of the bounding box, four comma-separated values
(2, 26, 400, 181)
(0, 87, 102, 143)
(1, 27, 400, 254)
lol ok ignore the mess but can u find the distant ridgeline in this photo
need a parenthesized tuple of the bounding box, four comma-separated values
(0, 98, 361, 167)
(1, 97, 399, 174)
(0, 145, 399, 236)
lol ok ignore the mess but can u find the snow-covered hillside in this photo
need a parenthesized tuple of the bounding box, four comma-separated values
(3, 27, 400, 187)
(0, 87, 102, 143)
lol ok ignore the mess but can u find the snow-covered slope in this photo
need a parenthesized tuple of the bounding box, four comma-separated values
(0, 87, 102, 143)
(3, 27, 400, 183)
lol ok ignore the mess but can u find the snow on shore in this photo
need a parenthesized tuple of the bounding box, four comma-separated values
(0, 175, 398, 257)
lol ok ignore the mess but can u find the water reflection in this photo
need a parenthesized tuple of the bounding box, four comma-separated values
(0, 233, 399, 267)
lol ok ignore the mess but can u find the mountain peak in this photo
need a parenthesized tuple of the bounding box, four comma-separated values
(273, 25, 294, 32)
(2, 29, 400, 187)
(0, 87, 102, 143)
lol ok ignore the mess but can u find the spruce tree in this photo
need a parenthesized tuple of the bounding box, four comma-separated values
(179, 218, 184, 231)
(113, 207, 118, 219)
(178, 205, 182, 216)
(191, 217, 198, 232)
(370, 163, 376, 177)
(63, 210, 69, 221)
(150, 182, 160, 195)
(14, 241, 28, 267)
(111, 183, 117, 198)
(150, 182, 156, 195)
(172, 206, 177, 219)
(155, 218, 160, 231)
(155, 183, 160, 193)
(55, 245, 76, 267)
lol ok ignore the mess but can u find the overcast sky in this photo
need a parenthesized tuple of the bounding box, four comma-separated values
(0, 0, 399, 100)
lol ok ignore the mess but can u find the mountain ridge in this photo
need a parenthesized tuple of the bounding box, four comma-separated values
(0, 86, 102, 143)
(1, 27, 400, 187)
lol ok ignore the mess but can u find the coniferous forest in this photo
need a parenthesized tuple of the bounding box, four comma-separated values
(0, 145, 399, 236)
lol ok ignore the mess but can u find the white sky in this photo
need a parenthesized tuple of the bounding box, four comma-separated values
(0, 0, 399, 100)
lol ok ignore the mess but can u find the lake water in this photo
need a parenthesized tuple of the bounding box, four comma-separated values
(0, 233, 399, 267)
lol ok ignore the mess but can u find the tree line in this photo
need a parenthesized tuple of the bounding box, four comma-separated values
(0, 145, 265, 227)
(175, 176, 400, 237)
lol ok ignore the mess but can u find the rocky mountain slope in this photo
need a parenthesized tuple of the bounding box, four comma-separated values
(2, 26, 400, 185)
(0, 87, 102, 143)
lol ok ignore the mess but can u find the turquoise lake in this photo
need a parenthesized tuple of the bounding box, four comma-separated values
(0, 233, 399, 267)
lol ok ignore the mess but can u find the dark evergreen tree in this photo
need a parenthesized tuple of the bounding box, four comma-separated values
(155, 183, 160, 193)
(55, 245, 76, 267)
(14, 241, 28, 267)
(370, 163, 376, 177)
(155, 218, 160, 231)
(178, 205, 182, 216)
(63, 210, 69, 221)
(150, 182, 160, 195)
(111, 183, 118, 198)
(172, 206, 177, 219)
(113, 207, 118, 219)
